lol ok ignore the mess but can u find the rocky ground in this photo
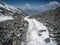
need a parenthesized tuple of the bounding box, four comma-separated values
(29, 7, 60, 45)
(0, 11, 28, 45)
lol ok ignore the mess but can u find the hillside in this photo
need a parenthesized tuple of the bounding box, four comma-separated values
(30, 7, 60, 45)
(0, 2, 28, 45)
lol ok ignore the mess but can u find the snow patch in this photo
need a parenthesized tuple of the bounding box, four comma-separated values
(0, 2, 21, 13)
(24, 16, 57, 45)
(0, 15, 13, 22)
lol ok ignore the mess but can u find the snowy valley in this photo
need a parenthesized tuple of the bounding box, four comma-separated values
(0, 1, 60, 45)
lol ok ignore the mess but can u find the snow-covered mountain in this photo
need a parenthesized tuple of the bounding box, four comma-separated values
(0, 2, 28, 45)
(22, 1, 60, 15)
(23, 8, 40, 15)
(0, 2, 21, 14)
(0, 1, 28, 22)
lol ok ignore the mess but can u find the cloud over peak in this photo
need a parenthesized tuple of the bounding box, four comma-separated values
(48, 1, 60, 6)
(38, 1, 60, 10)
(22, 1, 60, 15)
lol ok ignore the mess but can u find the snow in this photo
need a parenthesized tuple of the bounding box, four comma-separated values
(0, 10, 3, 11)
(16, 34, 21, 37)
(0, 15, 13, 22)
(0, 4, 5, 8)
(0, 2, 21, 13)
(24, 16, 57, 45)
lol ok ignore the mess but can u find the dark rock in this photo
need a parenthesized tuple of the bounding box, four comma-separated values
(45, 38, 50, 43)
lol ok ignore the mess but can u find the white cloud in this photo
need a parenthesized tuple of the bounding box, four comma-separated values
(48, 1, 60, 6)
(22, 1, 60, 13)
(36, 1, 60, 12)
(25, 3, 31, 7)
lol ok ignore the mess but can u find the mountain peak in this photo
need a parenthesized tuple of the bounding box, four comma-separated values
(0, 1, 5, 5)
(0, 1, 22, 15)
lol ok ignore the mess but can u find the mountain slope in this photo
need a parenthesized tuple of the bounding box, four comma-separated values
(30, 7, 60, 45)
(0, 2, 21, 14)
(23, 16, 57, 45)
(0, 1, 28, 21)
(0, 2, 28, 45)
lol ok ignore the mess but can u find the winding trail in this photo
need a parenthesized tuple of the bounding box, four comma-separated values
(23, 16, 57, 45)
